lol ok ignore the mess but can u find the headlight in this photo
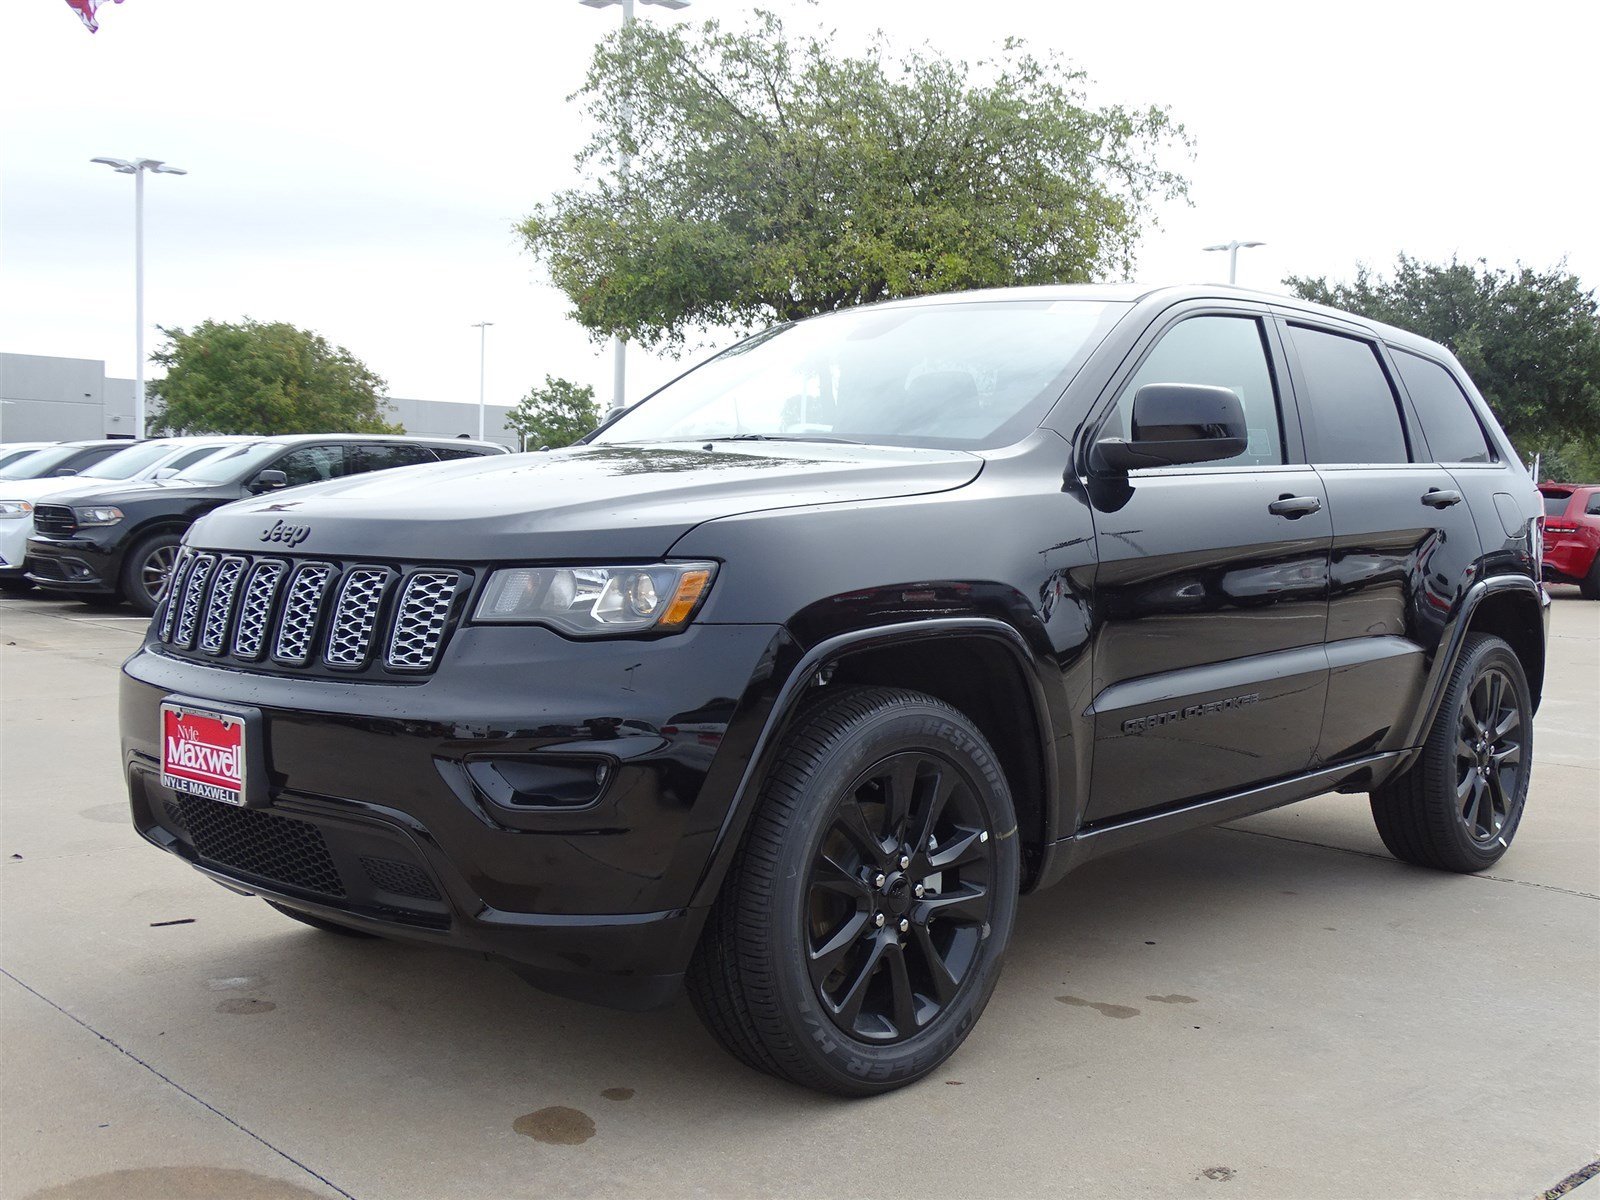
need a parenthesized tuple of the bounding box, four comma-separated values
(474, 562, 717, 636)
(73, 506, 124, 527)
(0, 501, 31, 519)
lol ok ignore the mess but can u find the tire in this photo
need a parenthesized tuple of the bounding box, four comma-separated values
(1370, 633, 1532, 872)
(687, 686, 1020, 1096)
(1580, 555, 1600, 601)
(120, 531, 183, 617)
(264, 899, 378, 938)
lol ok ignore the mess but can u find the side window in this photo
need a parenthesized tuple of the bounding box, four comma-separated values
(434, 445, 493, 461)
(1287, 325, 1410, 465)
(357, 443, 436, 473)
(1587, 493, 1600, 516)
(167, 445, 224, 471)
(1110, 315, 1284, 466)
(270, 445, 349, 487)
(1392, 351, 1494, 464)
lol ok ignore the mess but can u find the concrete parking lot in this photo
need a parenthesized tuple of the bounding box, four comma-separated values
(1, 591, 1595, 1200)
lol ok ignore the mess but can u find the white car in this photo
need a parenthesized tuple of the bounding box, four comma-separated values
(0, 437, 257, 592)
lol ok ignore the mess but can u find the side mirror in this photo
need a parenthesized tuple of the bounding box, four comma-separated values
(249, 469, 289, 494)
(1095, 383, 1248, 472)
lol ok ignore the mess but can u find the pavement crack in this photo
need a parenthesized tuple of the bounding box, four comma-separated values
(0, 966, 358, 1200)
(1219, 826, 1599, 900)
(1537, 1159, 1600, 1199)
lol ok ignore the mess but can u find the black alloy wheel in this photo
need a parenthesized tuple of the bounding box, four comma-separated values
(806, 751, 996, 1042)
(1371, 633, 1533, 872)
(688, 686, 1020, 1096)
(1455, 664, 1524, 846)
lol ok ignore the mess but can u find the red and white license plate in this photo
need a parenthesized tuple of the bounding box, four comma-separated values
(161, 703, 247, 806)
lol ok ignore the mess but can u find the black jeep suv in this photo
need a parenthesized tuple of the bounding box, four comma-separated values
(118, 286, 1546, 1095)
(27, 434, 507, 614)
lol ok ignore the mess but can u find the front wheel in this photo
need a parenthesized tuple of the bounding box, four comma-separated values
(688, 686, 1020, 1095)
(120, 531, 182, 617)
(1370, 633, 1533, 872)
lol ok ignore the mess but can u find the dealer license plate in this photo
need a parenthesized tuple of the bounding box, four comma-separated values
(160, 703, 247, 806)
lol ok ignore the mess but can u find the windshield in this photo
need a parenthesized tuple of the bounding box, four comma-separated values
(592, 300, 1127, 451)
(0, 446, 47, 472)
(0, 445, 87, 479)
(76, 440, 186, 480)
(175, 441, 287, 484)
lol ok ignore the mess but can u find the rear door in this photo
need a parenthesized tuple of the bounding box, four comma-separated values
(1277, 317, 1483, 766)
(1083, 305, 1332, 824)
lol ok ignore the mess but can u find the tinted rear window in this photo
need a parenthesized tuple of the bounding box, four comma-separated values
(1392, 351, 1494, 464)
(1541, 490, 1572, 516)
(1287, 325, 1410, 465)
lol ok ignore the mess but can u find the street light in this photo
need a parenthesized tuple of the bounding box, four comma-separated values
(1202, 240, 1265, 286)
(579, 0, 690, 411)
(471, 322, 494, 442)
(91, 157, 187, 441)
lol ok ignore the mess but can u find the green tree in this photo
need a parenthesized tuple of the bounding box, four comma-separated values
(148, 318, 400, 435)
(506, 375, 601, 450)
(519, 11, 1189, 349)
(1285, 256, 1600, 480)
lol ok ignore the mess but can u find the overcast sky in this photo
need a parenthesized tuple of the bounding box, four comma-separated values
(3, 0, 1596, 421)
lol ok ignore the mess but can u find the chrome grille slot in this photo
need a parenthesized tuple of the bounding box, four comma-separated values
(158, 549, 194, 643)
(233, 559, 286, 660)
(200, 556, 247, 654)
(157, 551, 467, 677)
(272, 562, 335, 665)
(324, 568, 391, 668)
(386, 571, 460, 671)
(172, 553, 216, 648)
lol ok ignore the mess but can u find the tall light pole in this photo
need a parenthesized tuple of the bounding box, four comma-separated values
(580, 0, 689, 412)
(91, 157, 186, 440)
(1203, 239, 1265, 286)
(471, 321, 494, 441)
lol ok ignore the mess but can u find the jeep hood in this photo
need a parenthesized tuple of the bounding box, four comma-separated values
(189, 442, 983, 559)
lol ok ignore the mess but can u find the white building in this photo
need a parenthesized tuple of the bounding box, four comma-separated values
(0, 352, 518, 450)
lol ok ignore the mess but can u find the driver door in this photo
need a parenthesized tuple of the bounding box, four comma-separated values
(1083, 307, 1332, 824)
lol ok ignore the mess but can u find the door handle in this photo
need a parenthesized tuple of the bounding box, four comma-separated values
(1268, 494, 1322, 518)
(1422, 488, 1463, 509)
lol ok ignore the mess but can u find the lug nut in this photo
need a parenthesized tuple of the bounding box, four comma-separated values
(899, 854, 910, 869)
(898, 918, 909, 933)
(914, 883, 924, 898)
(874, 913, 886, 928)
(979, 830, 989, 843)
(873, 873, 886, 888)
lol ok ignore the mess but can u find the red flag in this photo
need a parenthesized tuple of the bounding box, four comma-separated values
(64, 0, 124, 33)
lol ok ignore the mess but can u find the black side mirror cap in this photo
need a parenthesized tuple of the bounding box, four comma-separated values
(249, 469, 289, 494)
(1095, 383, 1248, 472)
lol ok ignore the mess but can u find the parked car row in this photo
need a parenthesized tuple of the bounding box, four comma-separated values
(0, 434, 508, 611)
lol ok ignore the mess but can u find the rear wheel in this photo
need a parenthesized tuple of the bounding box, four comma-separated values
(120, 531, 182, 616)
(1370, 633, 1532, 872)
(688, 686, 1020, 1095)
(1580, 555, 1600, 600)
(264, 899, 378, 938)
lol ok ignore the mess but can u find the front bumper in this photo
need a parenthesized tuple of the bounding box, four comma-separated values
(121, 620, 794, 1007)
(25, 530, 121, 594)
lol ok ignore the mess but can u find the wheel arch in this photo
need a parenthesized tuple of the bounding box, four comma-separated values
(689, 618, 1059, 909)
(1394, 573, 1548, 775)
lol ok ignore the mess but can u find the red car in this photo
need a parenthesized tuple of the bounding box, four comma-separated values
(1539, 482, 1600, 598)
